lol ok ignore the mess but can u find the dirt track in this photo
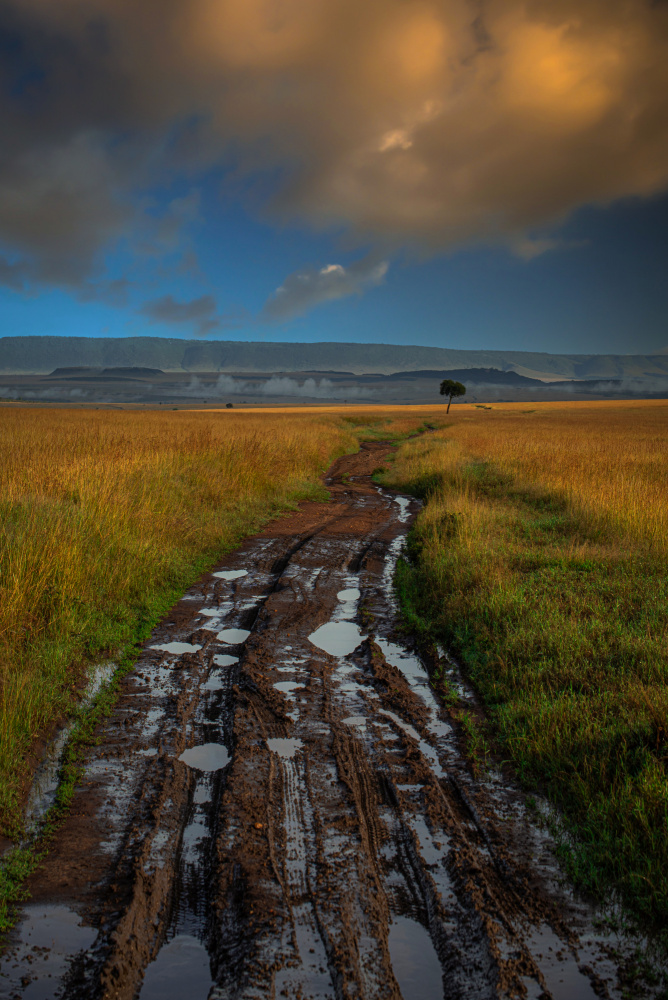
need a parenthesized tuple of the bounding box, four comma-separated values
(0, 443, 650, 999)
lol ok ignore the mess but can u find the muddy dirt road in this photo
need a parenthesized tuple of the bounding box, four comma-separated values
(0, 443, 651, 999)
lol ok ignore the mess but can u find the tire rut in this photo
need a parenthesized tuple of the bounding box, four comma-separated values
(0, 442, 660, 1000)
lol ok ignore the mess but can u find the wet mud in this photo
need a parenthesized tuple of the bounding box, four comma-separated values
(0, 442, 659, 999)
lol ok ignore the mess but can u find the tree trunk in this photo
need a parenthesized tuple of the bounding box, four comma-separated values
(446, 396, 452, 414)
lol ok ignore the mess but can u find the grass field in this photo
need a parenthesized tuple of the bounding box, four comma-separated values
(0, 405, 442, 840)
(382, 400, 668, 935)
(2, 399, 667, 944)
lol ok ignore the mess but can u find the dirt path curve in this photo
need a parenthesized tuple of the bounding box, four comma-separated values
(0, 443, 641, 1000)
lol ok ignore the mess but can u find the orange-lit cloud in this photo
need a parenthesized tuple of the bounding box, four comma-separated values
(0, 0, 667, 287)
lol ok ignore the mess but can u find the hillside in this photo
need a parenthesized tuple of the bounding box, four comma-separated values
(1, 336, 668, 378)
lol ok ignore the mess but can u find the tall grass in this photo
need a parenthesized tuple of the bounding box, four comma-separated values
(0, 405, 443, 838)
(385, 400, 668, 934)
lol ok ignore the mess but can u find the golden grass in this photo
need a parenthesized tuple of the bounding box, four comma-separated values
(384, 399, 668, 931)
(428, 399, 668, 552)
(0, 404, 444, 836)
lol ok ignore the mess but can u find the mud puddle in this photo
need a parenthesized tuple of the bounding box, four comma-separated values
(21, 663, 117, 838)
(1, 441, 663, 999)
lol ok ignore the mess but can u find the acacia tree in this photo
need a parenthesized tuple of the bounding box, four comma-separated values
(439, 379, 466, 413)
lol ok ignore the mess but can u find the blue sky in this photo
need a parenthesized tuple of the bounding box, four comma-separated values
(3, 184, 666, 355)
(1, 0, 667, 356)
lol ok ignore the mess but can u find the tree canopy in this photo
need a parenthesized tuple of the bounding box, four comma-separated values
(439, 379, 466, 412)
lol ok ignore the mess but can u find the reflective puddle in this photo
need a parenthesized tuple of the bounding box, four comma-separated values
(337, 588, 360, 603)
(377, 639, 452, 741)
(178, 744, 230, 771)
(524, 924, 601, 1000)
(203, 674, 225, 692)
(212, 570, 248, 581)
(138, 934, 213, 999)
(24, 663, 117, 832)
(151, 642, 202, 655)
(378, 710, 444, 777)
(343, 716, 367, 729)
(388, 916, 442, 999)
(308, 621, 365, 657)
(216, 628, 250, 644)
(274, 681, 304, 694)
(394, 496, 412, 522)
(0, 905, 97, 1000)
(213, 653, 238, 667)
(266, 738, 303, 759)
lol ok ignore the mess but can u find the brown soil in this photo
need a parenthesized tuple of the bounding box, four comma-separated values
(0, 443, 649, 1000)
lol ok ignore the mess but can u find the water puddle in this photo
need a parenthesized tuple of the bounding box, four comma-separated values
(378, 709, 420, 742)
(216, 628, 250, 644)
(392, 496, 412, 523)
(198, 608, 222, 617)
(203, 674, 225, 692)
(151, 642, 202, 655)
(376, 640, 423, 682)
(0, 904, 97, 1000)
(388, 915, 442, 999)
(212, 653, 238, 667)
(267, 738, 303, 759)
(343, 716, 367, 729)
(308, 621, 365, 657)
(274, 681, 304, 694)
(178, 744, 230, 771)
(377, 639, 452, 741)
(138, 934, 213, 999)
(378, 710, 444, 777)
(337, 588, 360, 602)
(23, 662, 117, 834)
(212, 570, 247, 581)
(138, 748, 158, 757)
(524, 924, 601, 1000)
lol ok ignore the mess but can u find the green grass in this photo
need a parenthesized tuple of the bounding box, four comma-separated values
(0, 405, 447, 934)
(386, 448, 668, 945)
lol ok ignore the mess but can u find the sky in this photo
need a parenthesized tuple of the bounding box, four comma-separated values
(0, 0, 667, 356)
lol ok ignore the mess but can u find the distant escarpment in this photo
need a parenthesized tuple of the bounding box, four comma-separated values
(1, 336, 668, 380)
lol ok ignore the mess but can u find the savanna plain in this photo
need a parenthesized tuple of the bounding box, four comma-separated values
(1, 401, 667, 959)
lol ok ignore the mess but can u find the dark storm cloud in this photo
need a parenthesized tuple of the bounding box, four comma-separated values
(0, 256, 28, 290)
(139, 293, 219, 334)
(0, 0, 667, 291)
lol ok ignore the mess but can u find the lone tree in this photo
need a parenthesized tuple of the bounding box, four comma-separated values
(439, 379, 466, 413)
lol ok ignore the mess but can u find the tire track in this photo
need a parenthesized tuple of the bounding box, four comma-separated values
(0, 442, 660, 1000)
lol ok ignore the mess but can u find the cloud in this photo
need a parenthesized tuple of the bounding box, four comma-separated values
(0, 0, 666, 291)
(264, 258, 388, 321)
(511, 236, 589, 261)
(259, 376, 372, 399)
(0, 257, 28, 291)
(183, 374, 374, 399)
(139, 294, 219, 335)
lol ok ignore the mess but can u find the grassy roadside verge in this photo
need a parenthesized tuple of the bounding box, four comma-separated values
(381, 402, 668, 943)
(0, 405, 444, 929)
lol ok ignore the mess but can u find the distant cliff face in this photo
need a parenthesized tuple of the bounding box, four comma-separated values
(1, 335, 668, 379)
